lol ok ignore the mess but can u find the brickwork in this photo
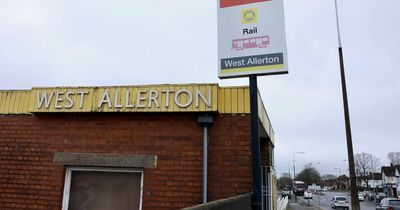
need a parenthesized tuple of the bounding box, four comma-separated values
(0, 113, 253, 210)
(261, 139, 273, 166)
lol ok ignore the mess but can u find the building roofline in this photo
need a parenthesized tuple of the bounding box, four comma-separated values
(0, 83, 275, 145)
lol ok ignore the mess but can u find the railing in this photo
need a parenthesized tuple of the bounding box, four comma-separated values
(276, 196, 288, 210)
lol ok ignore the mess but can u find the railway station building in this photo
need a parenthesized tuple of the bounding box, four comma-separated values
(0, 83, 276, 210)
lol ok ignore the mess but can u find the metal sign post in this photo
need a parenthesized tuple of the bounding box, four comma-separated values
(218, 1, 288, 209)
(250, 75, 262, 210)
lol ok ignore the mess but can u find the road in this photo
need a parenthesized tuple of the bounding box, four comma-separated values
(289, 191, 377, 210)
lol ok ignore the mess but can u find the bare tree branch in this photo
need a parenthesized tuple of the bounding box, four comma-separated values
(388, 152, 400, 165)
(354, 153, 374, 189)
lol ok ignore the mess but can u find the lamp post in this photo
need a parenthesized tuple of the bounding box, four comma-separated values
(307, 162, 321, 168)
(293, 152, 306, 181)
(292, 152, 305, 201)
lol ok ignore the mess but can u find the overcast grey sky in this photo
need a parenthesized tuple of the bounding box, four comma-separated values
(1, 0, 399, 176)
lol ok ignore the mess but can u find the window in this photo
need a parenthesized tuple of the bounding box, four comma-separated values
(62, 167, 143, 210)
(336, 197, 347, 201)
(388, 200, 400, 206)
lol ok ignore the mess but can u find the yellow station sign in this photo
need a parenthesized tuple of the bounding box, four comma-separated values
(0, 84, 252, 114)
(31, 84, 218, 113)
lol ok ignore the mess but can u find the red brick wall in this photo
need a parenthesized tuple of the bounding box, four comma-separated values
(0, 113, 252, 210)
(260, 139, 273, 166)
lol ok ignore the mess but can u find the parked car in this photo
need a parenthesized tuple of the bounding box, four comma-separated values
(368, 192, 376, 201)
(331, 196, 349, 209)
(376, 193, 387, 204)
(304, 191, 313, 199)
(362, 190, 372, 198)
(376, 198, 400, 210)
(281, 189, 291, 199)
(358, 193, 365, 201)
(322, 187, 330, 191)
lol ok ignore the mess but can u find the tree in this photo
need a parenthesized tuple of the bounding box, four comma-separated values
(354, 152, 380, 190)
(277, 176, 293, 190)
(355, 153, 371, 189)
(295, 166, 321, 186)
(321, 174, 337, 181)
(281, 172, 291, 178)
(371, 155, 380, 173)
(388, 152, 400, 165)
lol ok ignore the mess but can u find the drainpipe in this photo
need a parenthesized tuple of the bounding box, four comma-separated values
(197, 115, 214, 204)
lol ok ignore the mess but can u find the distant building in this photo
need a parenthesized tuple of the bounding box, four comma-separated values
(337, 175, 350, 190)
(322, 179, 337, 190)
(322, 175, 349, 191)
(381, 165, 398, 197)
(359, 172, 382, 190)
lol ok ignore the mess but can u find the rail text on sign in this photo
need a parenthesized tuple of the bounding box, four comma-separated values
(243, 27, 257, 35)
(36, 87, 213, 110)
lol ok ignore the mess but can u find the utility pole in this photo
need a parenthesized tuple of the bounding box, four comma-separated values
(334, 0, 360, 209)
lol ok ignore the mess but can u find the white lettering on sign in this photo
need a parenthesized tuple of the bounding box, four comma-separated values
(36, 88, 213, 110)
(195, 89, 211, 107)
(114, 90, 123, 108)
(223, 59, 246, 68)
(65, 92, 74, 109)
(54, 92, 64, 109)
(136, 90, 146, 108)
(125, 90, 135, 108)
(37, 91, 89, 109)
(37, 92, 54, 109)
(161, 89, 174, 107)
(148, 90, 159, 108)
(174, 89, 192, 108)
(77, 91, 89, 108)
(98, 91, 112, 108)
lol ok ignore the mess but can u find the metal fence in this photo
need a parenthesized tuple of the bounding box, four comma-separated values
(276, 196, 288, 210)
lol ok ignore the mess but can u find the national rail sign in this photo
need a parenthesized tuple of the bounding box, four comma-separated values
(218, 0, 288, 78)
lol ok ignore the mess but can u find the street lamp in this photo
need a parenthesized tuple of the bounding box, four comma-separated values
(307, 162, 321, 168)
(333, 167, 341, 176)
(334, 168, 341, 190)
(293, 152, 306, 181)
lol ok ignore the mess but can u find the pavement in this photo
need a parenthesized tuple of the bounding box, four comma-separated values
(287, 196, 321, 210)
